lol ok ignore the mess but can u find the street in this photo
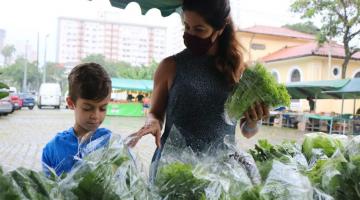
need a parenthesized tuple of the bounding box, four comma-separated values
(0, 107, 305, 173)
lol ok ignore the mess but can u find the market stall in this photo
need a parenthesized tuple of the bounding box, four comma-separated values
(107, 78, 153, 117)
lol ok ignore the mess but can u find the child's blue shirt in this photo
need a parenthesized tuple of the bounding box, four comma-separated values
(41, 127, 112, 176)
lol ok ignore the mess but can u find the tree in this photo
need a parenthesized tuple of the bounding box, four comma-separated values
(1, 44, 16, 66)
(45, 62, 67, 93)
(282, 21, 320, 35)
(291, 0, 360, 78)
(1, 57, 42, 92)
(81, 54, 129, 78)
(81, 54, 106, 66)
(81, 53, 158, 80)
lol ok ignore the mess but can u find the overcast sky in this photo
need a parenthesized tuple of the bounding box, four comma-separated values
(0, 0, 304, 62)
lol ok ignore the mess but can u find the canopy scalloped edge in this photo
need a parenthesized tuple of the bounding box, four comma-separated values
(109, 0, 183, 17)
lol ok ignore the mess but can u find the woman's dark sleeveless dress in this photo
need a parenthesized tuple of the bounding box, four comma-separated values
(149, 49, 237, 181)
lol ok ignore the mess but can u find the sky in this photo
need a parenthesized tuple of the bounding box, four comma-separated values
(0, 0, 304, 64)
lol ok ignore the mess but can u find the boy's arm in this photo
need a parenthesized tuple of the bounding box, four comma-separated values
(41, 146, 53, 176)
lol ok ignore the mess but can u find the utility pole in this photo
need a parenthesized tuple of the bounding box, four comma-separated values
(328, 40, 332, 79)
(36, 32, 40, 69)
(42, 34, 50, 83)
(22, 40, 28, 92)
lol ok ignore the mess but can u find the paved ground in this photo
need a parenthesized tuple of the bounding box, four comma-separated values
(0, 107, 305, 173)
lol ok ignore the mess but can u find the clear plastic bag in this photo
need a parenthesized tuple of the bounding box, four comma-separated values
(153, 125, 260, 200)
(57, 134, 159, 200)
(260, 160, 313, 200)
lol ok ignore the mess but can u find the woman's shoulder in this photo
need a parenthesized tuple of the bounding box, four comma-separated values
(157, 56, 176, 75)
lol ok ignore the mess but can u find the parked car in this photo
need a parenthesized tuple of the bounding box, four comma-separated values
(0, 99, 13, 116)
(10, 95, 23, 110)
(38, 83, 62, 109)
(19, 93, 36, 110)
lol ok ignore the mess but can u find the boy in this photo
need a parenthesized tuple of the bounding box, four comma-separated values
(42, 62, 112, 176)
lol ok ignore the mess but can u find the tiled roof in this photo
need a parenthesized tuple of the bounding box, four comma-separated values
(239, 25, 315, 40)
(262, 42, 360, 62)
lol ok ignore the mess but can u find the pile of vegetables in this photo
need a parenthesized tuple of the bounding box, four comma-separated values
(155, 133, 360, 200)
(0, 136, 158, 200)
(225, 63, 291, 120)
(1, 133, 360, 200)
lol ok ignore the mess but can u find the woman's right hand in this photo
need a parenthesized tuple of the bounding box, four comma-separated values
(126, 118, 162, 148)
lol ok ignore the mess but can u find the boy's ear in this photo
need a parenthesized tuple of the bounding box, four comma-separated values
(66, 96, 75, 110)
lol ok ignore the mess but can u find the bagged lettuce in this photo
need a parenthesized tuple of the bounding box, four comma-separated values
(260, 160, 313, 200)
(58, 136, 158, 200)
(302, 132, 344, 163)
(154, 126, 256, 200)
(225, 63, 291, 120)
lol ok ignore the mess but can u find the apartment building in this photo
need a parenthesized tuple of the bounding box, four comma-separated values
(57, 17, 167, 67)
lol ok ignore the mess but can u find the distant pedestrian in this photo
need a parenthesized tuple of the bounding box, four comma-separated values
(143, 93, 151, 116)
(306, 96, 315, 112)
(127, 93, 134, 102)
(136, 93, 145, 102)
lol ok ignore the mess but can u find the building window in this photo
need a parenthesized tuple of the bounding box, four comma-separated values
(290, 69, 301, 82)
(271, 70, 280, 83)
(251, 43, 266, 50)
(355, 71, 360, 78)
(331, 66, 341, 78)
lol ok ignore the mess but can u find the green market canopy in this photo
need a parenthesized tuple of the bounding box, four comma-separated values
(109, 0, 182, 17)
(323, 78, 360, 99)
(286, 79, 350, 99)
(111, 78, 153, 92)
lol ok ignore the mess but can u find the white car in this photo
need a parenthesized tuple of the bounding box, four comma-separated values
(38, 83, 62, 109)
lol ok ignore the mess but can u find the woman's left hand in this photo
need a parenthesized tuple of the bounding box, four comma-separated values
(241, 102, 269, 138)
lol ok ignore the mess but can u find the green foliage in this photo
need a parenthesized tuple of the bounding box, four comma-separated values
(0, 167, 23, 200)
(44, 62, 67, 93)
(282, 21, 320, 35)
(82, 54, 158, 80)
(249, 139, 305, 181)
(0, 81, 9, 99)
(225, 63, 291, 120)
(9, 167, 57, 200)
(240, 186, 264, 200)
(1, 44, 16, 66)
(302, 132, 344, 161)
(307, 152, 360, 200)
(1, 57, 42, 92)
(155, 162, 209, 200)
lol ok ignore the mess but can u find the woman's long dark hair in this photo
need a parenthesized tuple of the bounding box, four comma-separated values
(182, 0, 245, 86)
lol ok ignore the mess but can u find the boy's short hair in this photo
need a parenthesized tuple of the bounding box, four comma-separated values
(68, 62, 112, 102)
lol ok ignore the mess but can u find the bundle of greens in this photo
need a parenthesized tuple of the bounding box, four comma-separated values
(0, 166, 58, 200)
(225, 63, 291, 120)
(154, 126, 256, 200)
(249, 139, 307, 181)
(155, 162, 209, 200)
(58, 137, 157, 200)
(306, 136, 360, 200)
(302, 132, 345, 163)
(0, 136, 157, 200)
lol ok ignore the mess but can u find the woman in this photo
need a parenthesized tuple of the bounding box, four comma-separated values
(128, 0, 269, 176)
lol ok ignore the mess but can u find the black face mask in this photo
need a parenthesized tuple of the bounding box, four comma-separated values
(183, 32, 216, 56)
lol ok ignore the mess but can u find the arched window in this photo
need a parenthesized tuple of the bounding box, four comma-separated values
(355, 71, 360, 78)
(272, 72, 279, 82)
(290, 69, 301, 82)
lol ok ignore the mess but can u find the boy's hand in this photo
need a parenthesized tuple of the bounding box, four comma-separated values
(126, 119, 162, 148)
